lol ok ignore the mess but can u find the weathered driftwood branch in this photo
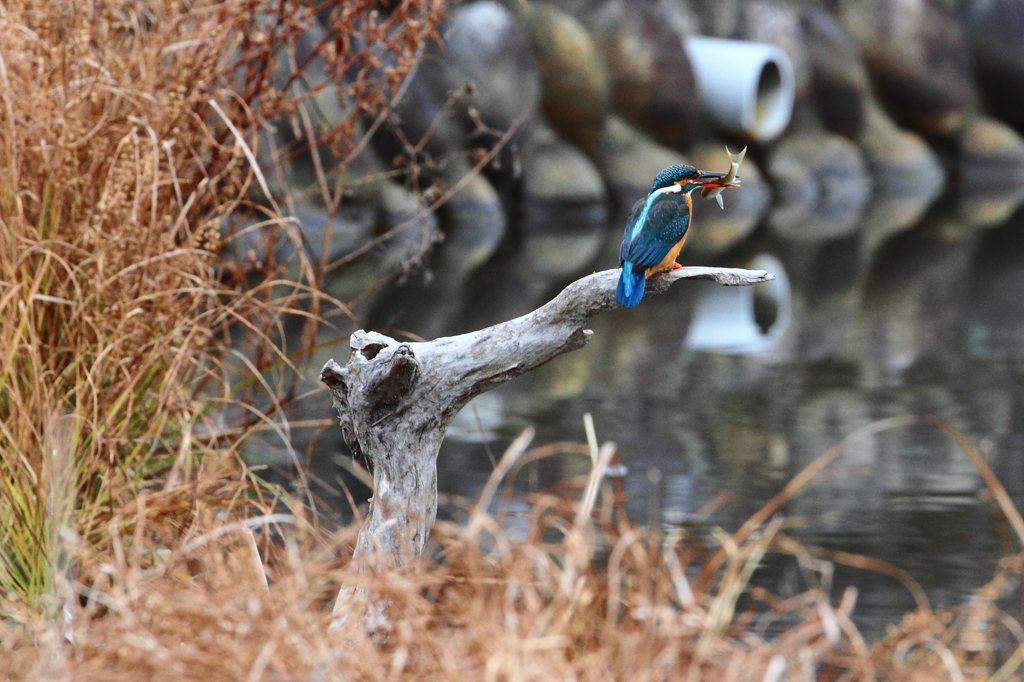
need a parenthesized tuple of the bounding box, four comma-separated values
(320, 265, 773, 576)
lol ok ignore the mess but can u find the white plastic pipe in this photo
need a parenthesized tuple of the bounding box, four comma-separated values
(684, 37, 795, 142)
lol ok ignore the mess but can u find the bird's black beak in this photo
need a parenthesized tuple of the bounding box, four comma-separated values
(690, 170, 739, 189)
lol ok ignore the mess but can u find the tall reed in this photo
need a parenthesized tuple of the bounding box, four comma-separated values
(0, 0, 443, 610)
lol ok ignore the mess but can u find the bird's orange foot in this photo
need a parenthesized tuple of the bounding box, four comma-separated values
(670, 262, 682, 270)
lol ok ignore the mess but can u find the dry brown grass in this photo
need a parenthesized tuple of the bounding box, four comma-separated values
(0, 474, 852, 682)
(2, 421, 1023, 681)
(0, 0, 264, 609)
(0, 438, 1022, 682)
(0, 0, 443, 610)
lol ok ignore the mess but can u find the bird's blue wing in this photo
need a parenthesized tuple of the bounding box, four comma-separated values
(619, 192, 691, 268)
(619, 198, 646, 263)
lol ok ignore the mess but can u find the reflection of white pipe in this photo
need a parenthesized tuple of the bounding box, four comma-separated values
(684, 37, 795, 142)
(684, 254, 790, 354)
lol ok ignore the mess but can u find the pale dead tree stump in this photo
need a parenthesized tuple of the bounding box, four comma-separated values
(320, 266, 773, 617)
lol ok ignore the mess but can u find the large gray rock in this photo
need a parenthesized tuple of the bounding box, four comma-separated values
(962, 0, 1024, 133)
(371, 64, 508, 275)
(454, 123, 609, 328)
(247, 76, 442, 301)
(380, 60, 470, 174)
(521, 122, 606, 206)
(522, 4, 611, 151)
(591, 115, 688, 205)
(654, 0, 703, 36)
(800, 6, 872, 140)
(440, 2, 541, 133)
(371, 4, 539, 185)
(589, 0, 700, 149)
(957, 114, 1024, 172)
(518, 122, 608, 289)
(836, 0, 976, 137)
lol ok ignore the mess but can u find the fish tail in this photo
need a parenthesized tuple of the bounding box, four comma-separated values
(615, 262, 646, 307)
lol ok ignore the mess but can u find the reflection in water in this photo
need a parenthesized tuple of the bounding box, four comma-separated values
(304, 177, 1024, 639)
(686, 254, 791, 353)
(456, 202, 609, 333)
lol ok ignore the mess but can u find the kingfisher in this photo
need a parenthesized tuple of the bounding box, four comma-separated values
(615, 165, 738, 307)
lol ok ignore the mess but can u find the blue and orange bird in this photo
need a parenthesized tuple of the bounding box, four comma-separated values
(615, 165, 738, 307)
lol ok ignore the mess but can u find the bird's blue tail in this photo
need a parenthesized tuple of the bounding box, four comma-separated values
(615, 262, 646, 307)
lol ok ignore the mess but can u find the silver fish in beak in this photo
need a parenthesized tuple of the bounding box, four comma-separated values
(701, 146, 746, 209)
